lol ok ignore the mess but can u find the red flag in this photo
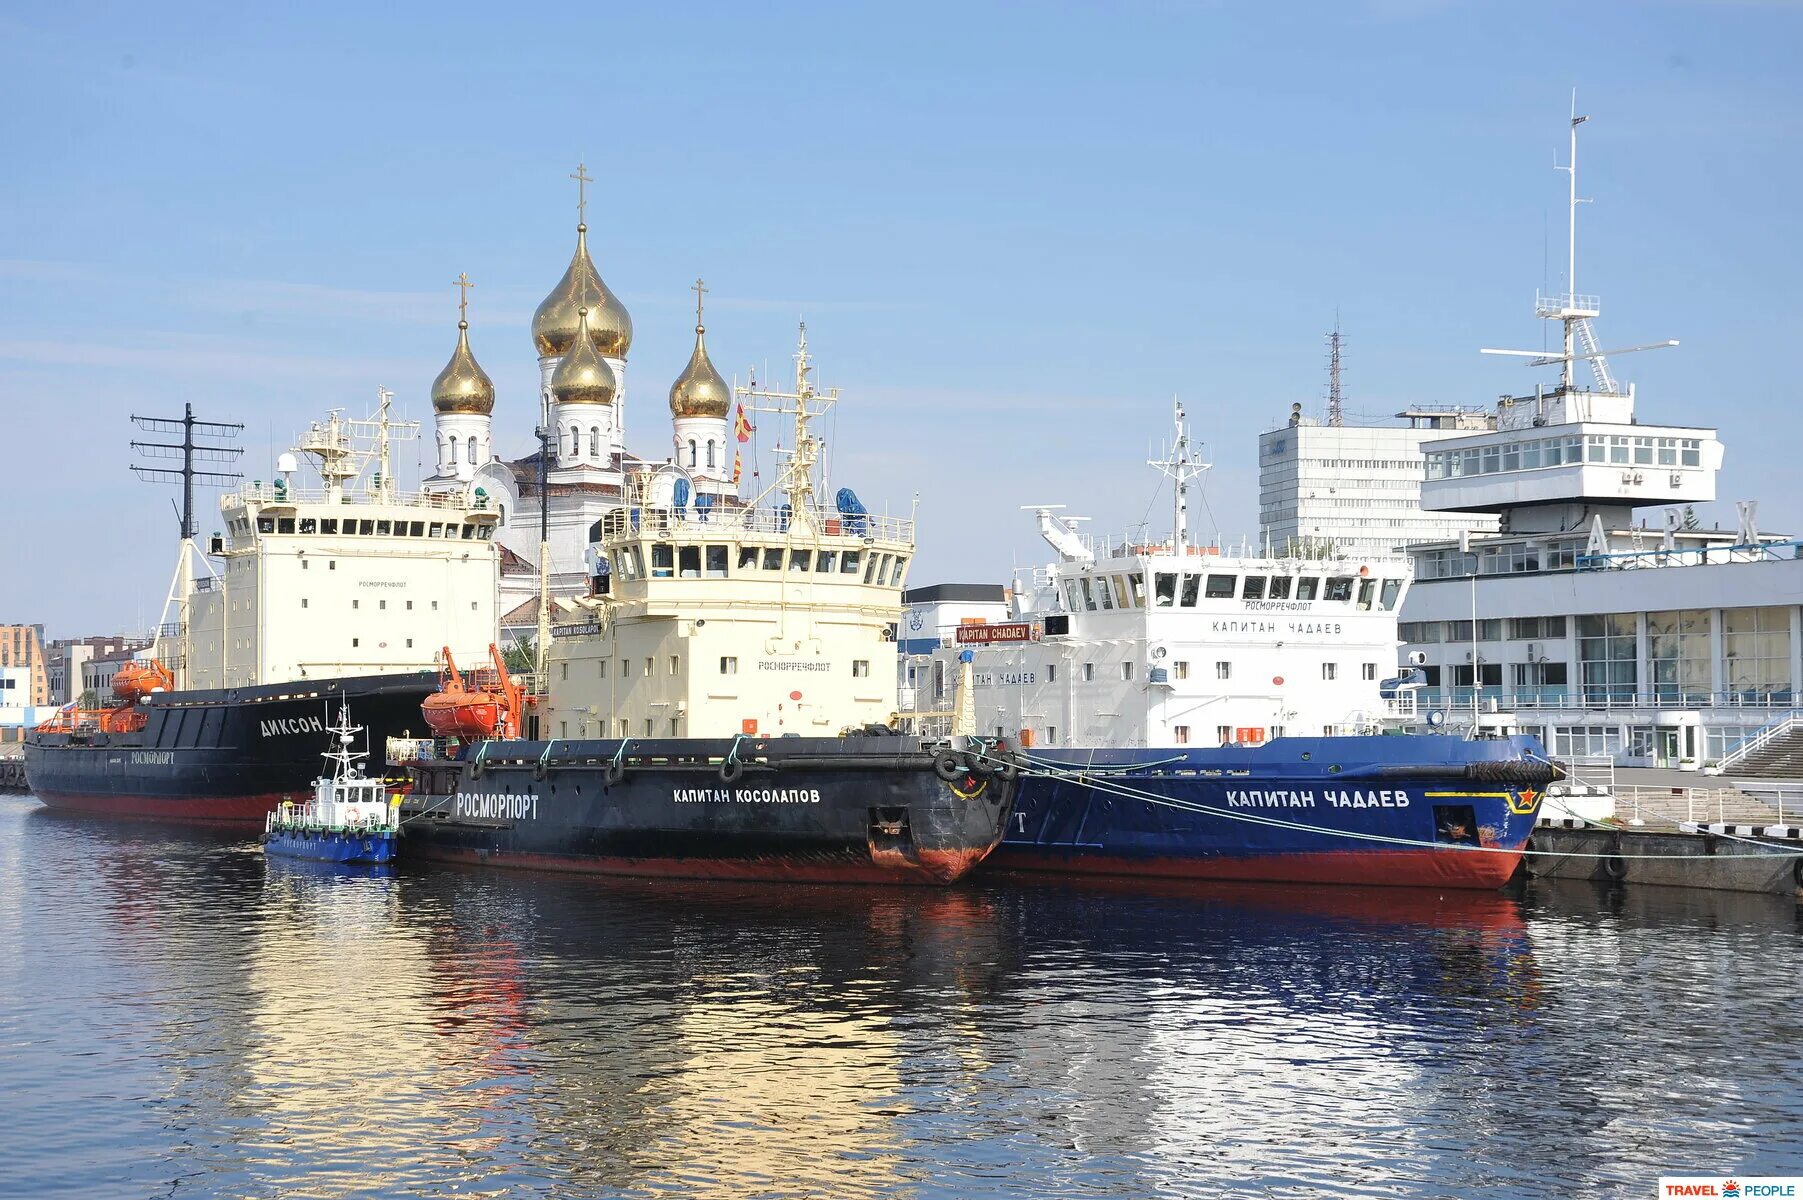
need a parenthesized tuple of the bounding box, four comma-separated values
(734, 403, 753, 443)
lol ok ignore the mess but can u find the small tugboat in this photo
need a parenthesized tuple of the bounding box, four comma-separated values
(264, 704, 399, 865)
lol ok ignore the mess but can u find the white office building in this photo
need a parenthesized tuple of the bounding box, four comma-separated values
(1258, 406, 1499, 559)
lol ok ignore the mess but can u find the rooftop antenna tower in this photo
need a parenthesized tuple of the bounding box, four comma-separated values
(735, 321, 838, 537)
(1326, 314, 1345, 427)
(1481, 98, 1677, 392)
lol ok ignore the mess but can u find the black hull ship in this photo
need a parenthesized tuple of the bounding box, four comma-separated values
(26, 672, 438, 823)
(401, 737, 1018, 885)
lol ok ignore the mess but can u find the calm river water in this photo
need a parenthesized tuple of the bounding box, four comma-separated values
(1, 795, 1798, 1199)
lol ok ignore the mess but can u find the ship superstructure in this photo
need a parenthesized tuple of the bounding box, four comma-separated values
(184, 400, 500, 690)
(920, 403, 1417, 748)
(540, 326, 913, 740)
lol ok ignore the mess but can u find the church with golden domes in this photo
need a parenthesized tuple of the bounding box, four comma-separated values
(422, 168, 737, 617)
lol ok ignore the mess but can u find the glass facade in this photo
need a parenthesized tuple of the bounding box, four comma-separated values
(1647, 609, 1712, 703)
(1721, 606, 1792, 698)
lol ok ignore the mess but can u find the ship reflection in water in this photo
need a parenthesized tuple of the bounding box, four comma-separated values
(4, 797, 1800, 1199)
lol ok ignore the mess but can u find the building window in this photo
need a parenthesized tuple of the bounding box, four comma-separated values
(406, 639, 413, 649)
(1649, 609, 1711, 702)
(1082, 662, 1095, 682)
(688, 439, 698, 468)
(1046, 726, 1057, 744)
(351, 638, 359, 648)
(1722, 606, 1791, 697)
(1173, 725, 1190, 744)
(707, 440, 716, 470)
(1322, 663, 1338, 680)
(1217, 725, 1233, 744)
(1363, 663, 1377, 680)
(1216, 661, 1231, 680)
(645, 658, 654, 678)
(379, 600, 386, 611)
(669, 656, 680, 675)
(645, 719, 654, 736)
(1046, 663, 1057, 682)
(720, 656, 737, 674)
(352, 599, 359, 610)
(1174, 661, 1189, 680)
(1577, 613, 1637, 702)
(406, 600, 413, 611)
(468, 435, 477, 464)
(301, 599, 308, 608)
(1121, 662, 1135, 681)
(853, 660, 870, 677)
(432, 600, 438, 610)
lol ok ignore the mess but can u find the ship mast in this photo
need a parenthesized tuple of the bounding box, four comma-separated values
(1148, 397, 1208, 552)
(130, 404, 244, 688)
(735, 322, 837, 537)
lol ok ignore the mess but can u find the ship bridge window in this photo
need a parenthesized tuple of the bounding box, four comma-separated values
(299, 518, 316, 534)
(1268, 575, 1292, 599)
(1095, 577, 1114, 609)
(429, 522, 443, 538)
(706, 545, 729, 578)
(890, 557, 909, 586)
(1154, 573, 1176, 607)
(1126, 573, 1146, 607)
(738, 545, 760, 571)
(410, 521, 425, 537)
(679, 546, 701, 577)
(651, 544, 674, 577)
(1356, 578, 1376, 610)
(1242, 576, 1267, 600)
(277, 518, 295, 535)
(1112, 576, 1132, 607)
(817, 550, 837, 573)
(361, 520, 377, 535)
(1079, 577, 1097, 610)
(376, 520, 392, 536)
(1180, 573, 1202, 607)
(841, 550, 861, 575)
(1205, 574, 1235, 600)
(765, 547, 785, 572)
(257, 517, 274, 533)
(1379, 579, 1403, 611)
(789, 549, 812, 573)
(1325, 576, 1355, 602)
(1295, 577, 1319, 601)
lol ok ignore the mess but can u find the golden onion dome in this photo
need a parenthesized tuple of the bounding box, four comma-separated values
(668, 313, 731, 419)
(550, 308, 618, 406)
(430, 317, 496, 416)
(532, 224, 633, 359)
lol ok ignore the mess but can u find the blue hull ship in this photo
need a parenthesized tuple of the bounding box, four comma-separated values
(265, 826, 397, 865)
(986, 734, 1553, 889)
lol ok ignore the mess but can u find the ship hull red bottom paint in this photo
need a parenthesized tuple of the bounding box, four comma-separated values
(993, 734, 1555, 892)
(400, 736, 1016, 887)
(23, 672, 437, 824)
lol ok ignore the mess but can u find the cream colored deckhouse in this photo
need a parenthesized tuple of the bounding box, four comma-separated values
(177, 406, 500, 690)
(542, 329, 914, 741)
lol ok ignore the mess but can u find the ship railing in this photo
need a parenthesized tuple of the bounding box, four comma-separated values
(226, 484, 497, 513)
(602, 505, 913, 545)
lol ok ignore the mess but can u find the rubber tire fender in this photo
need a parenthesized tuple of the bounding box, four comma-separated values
(468, 757, 484, 782)
(1601, 835, 1628, 882)
(991, 756, 1021, 783)
(932, 748, 966, 783)
(719, 757, 745, 785)
(1792, 856, 1803, 890)
(604, 759, 626, 787)
(532, 758, 548, 782)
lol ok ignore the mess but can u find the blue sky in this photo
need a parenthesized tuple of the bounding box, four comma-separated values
(3, 2, 1799, 637)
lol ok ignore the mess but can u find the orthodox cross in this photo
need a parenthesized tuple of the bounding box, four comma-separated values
(453, 272, 474, 323)
(571, 162, 592, 225)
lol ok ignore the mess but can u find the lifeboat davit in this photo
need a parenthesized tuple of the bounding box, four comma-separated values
(112, 659, 174, 702)
(421, 644, 523, 741)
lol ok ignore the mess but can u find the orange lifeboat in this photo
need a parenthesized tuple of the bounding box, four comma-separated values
(421, 644, 524, 741)
(113, 659, 174, 702)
